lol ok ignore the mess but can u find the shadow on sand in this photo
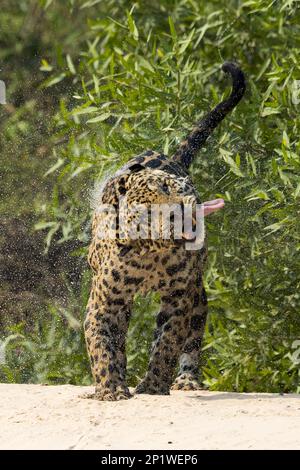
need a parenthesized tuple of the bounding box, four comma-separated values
(186, 392, 300, 401)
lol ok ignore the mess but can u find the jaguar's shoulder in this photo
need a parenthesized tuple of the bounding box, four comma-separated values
(115, 150, 189, 178)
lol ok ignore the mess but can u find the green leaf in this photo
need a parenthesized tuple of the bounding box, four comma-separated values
(40, 59, 53, 72)
(261, 107, 281, 117)
(80, 0, 102, 8)
(44, 0, 54, 9)
(168, 16, 177, 42)
(43, 73, 66, 87)
(44, 158, 65, 177)
(293, 183, 300, 198)
(34, 221, 58, 231)
(66, 54, 76, 75)
(220, 150, 244, 177)
(282, 130, 290, 148)
(246, 190, 270, 201)
(86, 113, 111, 123)
(127, 11, 139, 41)
(72, 106, 98, 116)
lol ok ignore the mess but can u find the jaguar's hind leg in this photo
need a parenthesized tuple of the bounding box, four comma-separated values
(171, 287, 208, 391)
(135, 290, 190, 395)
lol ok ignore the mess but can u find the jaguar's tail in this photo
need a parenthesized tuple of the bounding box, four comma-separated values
(172, 62, 246, 169)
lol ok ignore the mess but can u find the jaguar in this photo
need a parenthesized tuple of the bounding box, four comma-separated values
(84, 61, 246, 400)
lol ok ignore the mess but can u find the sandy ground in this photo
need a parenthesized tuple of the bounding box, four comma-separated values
(0, 384, 300, 450)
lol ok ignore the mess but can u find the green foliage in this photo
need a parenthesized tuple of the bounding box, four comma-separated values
(0, 274, 92, 385)
(1, 0, 300, 392)
(0, 0, 93, 216)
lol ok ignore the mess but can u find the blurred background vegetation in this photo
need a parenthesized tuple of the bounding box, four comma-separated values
(1, 0, 300, 392)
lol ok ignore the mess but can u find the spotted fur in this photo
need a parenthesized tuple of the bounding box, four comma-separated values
(84, 62, 245, 400)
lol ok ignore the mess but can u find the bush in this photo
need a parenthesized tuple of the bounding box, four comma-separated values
(0, 274, 92, 385)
